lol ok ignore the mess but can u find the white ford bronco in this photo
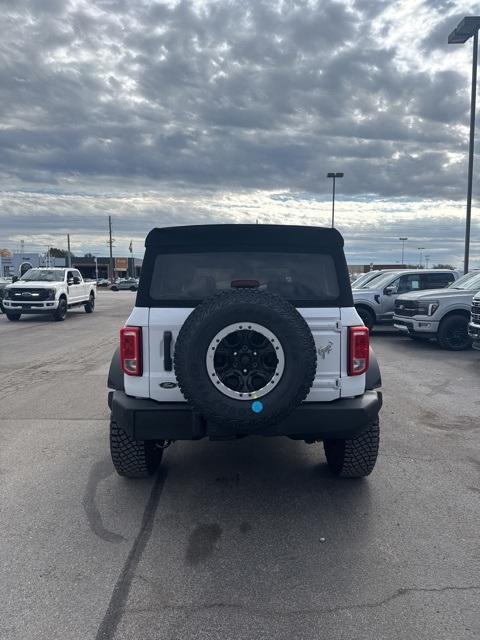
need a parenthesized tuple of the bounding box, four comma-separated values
(3, 267, 96, 321)
(107, 225, 382, 479)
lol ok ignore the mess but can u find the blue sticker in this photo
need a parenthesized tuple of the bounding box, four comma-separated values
(251, 400, 264, 413)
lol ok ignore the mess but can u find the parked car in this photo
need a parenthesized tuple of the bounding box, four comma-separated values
(110, 278, 139, 291)
(393, 270, 480, 350)
(107, 224, 383, 479)
(2, 268, 96, 321)
(353, 269, 458, 330)
(97, 278, 111, 287)
(0, 277, 12, 313)
(468, 290, 480, 351)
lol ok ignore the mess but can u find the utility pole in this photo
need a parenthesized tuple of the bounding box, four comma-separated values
(326, 172, 344, 228)
(67, 234, 71, 267)
(399, 237, 408, 266)
(108, 215, 114, 282)
(128, 240, 133, 278)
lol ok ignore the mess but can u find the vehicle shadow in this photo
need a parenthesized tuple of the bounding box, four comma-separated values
(113, 436, 377, 628)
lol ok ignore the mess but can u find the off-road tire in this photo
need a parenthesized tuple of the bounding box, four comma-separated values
(6, 312, 21, 321)
(53, 297, 68, 321)
(437, 315, 471, 351)
(84, 293, 95, 313)
(324, 419, 379, 478)
(175, 289, 317, 431)
(356, 306, 375, 330)
(110, 420, 163, 478)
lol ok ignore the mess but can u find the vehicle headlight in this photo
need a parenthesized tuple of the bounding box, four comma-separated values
(47, 289, 56, 300)
(4, 289, 10, 299)
(416, 300, 439, 316)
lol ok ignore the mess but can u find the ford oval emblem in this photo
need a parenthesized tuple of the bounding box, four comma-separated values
(159, 382, 178, 389)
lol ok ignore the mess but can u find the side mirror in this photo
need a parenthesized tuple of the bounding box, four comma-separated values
(12, 276, 18, 283)
(384, 286, 395, 296)
(73, 277, 81, 285)
(67, 278, 74, 286)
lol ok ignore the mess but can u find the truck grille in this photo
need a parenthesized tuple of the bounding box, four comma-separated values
(8, 288, 50, 301)
(395, 300, 417, 317)
(472, 299, 480, 323)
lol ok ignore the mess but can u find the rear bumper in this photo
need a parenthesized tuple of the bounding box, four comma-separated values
(393, 316, 438, 336)
(109, 389, 383, 441)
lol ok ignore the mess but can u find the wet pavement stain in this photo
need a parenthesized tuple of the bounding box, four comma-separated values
(239, 521, 252, 534)
(185, 523, 222, 566)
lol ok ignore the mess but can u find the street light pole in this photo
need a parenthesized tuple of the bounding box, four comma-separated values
(448, 16, 480, 274)
(399, 237, 408, 265)
(418, 247, 425, 268)
(465, 30, 478, 274)
(326, 172, 344, 228)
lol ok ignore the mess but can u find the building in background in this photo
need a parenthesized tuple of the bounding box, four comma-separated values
(0, 252, 65, 277)
(71, 256, 142, 280)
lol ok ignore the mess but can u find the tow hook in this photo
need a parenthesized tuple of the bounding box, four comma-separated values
(155, 440, 174, 450)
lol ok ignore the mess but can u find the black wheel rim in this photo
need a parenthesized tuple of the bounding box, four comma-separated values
(445, 324, 468, 349)
(213, 329, 279, 394)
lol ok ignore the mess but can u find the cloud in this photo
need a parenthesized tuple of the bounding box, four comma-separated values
(0, 0, 478, 266)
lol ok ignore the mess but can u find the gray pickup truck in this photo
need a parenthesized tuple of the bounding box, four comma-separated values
(353, 269, 458, 330)
(393, 270, 480, 350)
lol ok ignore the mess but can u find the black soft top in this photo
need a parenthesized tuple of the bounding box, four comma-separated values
(145, 224, 344, 250)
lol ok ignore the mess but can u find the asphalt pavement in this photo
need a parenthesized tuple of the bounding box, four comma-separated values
(0, 291, 479, 640)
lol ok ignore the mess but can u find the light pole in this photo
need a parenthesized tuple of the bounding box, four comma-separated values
(448, 16, 480, 274)
(425, 255, 430, 269)
(418, 247, 425, 268)
(399, 237, 408, 265)
(326, 172, 344, 228)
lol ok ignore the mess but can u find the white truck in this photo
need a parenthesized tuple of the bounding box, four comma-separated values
(394, 270, 480, 350)
(2, 267, 96, 322)
(468, 290, 480, 351)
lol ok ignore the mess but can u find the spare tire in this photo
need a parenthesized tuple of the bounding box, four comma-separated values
(174, 289, 317, 431)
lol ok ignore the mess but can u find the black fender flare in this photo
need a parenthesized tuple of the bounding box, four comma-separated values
(107, 347, 124, 391)
(366, 347, 381, 390)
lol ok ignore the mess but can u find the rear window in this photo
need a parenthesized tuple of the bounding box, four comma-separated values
(149, 251, 340, 304)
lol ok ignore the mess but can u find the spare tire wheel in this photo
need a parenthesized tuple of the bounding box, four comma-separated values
(174, 289, 317, 430)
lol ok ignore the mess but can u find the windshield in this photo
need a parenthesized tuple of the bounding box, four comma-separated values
(449, 272, 480, 291)
(19, 269, 65, 282)
(362, 272, 400, 289)
(356, 271, 394, 288)
(352, 272, 376, 287)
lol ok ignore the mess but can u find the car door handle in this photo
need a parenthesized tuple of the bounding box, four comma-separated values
(164, 331, 173, 371)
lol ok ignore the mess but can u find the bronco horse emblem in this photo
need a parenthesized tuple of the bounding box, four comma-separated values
(317, 341, 334, 359)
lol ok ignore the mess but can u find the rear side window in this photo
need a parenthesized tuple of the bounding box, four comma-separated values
(149, 251, 340, 304)
(421, 272, 454, 288)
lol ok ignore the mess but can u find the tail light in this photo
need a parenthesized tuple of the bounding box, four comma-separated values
(348, 326, 369, 376)
(120, 326, 142, 376)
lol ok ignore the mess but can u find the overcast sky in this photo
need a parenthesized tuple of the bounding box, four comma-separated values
(0, 0, 479, 266)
